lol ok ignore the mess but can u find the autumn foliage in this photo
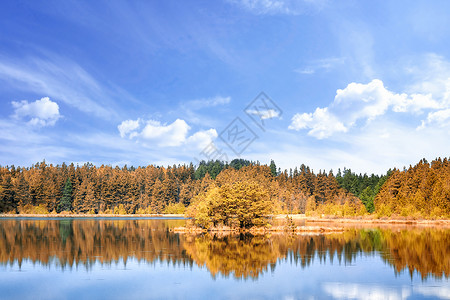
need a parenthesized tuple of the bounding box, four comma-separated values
(1, 157, 449, 219)
(374, 158, 450, 218)
(186, 166, 273, 229)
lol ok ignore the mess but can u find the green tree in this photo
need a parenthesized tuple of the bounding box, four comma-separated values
(270, 160, 277, 177)
(57, 178, 72, 212)
(359, 186, 375, 213)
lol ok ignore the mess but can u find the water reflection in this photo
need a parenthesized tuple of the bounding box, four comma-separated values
(183, 234, 280, 279)
(0, 219, 190, 269)
(0, 219, 448, 280)
(322, 282, 412, 300)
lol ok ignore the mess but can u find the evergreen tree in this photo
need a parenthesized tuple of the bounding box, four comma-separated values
(269, 160, 277, 177)
(58, 178, 73, 212)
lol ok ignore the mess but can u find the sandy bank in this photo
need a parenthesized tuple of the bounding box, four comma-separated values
(273, 214, 450, 227)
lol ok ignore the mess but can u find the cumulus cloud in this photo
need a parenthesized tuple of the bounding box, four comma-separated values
(118, 119, 141, 138)
(186, 129, 218, 149)
(118, 118, 217, 148)
(419, 108, 450, 129)
(289, 107, 346, 139)
(141, 119, 190, 147)
(333, 79, 395, 123)
(402, 53, 450, 129)
(289, 79, 449, 139)
(392, 93, 441, 113)
(12, 97, 60, 126)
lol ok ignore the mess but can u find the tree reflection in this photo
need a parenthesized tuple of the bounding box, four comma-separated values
(183, 234, 281, 279)
(0, 219, 448, 280)
(0, 219, 190, 269)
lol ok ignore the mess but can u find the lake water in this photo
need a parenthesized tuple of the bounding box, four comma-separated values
(0, 218, 449, 299)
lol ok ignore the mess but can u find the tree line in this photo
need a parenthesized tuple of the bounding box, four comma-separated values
(0, 159, 361, 215)
(0, 157, 449, 218)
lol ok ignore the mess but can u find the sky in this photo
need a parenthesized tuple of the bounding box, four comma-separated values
(1, 0, 450, 174)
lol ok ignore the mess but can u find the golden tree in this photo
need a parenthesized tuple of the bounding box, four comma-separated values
(187, 167, 273, 229)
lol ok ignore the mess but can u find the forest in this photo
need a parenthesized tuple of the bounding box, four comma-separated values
(0, 157, 449, 219)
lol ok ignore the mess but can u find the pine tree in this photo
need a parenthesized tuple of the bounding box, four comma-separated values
(58, 178, 73, 212)
(270, 160, 277, 177)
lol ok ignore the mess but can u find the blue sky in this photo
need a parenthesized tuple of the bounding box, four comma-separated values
(1, 0, 450, 174)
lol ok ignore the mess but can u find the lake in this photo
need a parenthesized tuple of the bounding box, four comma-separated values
(0, 218, 449, 299)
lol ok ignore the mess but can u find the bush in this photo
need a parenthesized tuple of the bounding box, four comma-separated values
(375, 204, 393, 218)
(113, 204, 127, 215)
(101, 208, 113, 215)
(430, 207, 446, 219)
(311, 200, 366, 218)
(164, 202, 186, 214)
(305, 196, 317, 216)
(18, 204, 49, 214)
(136, 207, 152, 214)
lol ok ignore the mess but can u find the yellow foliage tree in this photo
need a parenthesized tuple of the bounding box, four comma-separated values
(187, 180, 273, 229)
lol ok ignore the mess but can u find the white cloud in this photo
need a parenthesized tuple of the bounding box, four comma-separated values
(12, 97, 60, 126)
(141, 119, 190, 147)
(414, 286, 450, 299)
(118, 119, 141, 138)
(295, 57, 345, 75)
(187, 96, 231, 109)
(333, 79, 395, 122)
(323, 282, 411, 300)
(419, 108, 450, 129)
(296, 68, 315, 75)
(228, 0, 327, 15)
(118, 118, 217, 149)
(289, 107, 347, 139)
(186, 129, 218, 149)
(289, 78, 450, 139)
(392, 93, 441, 113)
(246, 109, 280, 120)
(400, 54, 450, 129)
(322, 283, 450, 300)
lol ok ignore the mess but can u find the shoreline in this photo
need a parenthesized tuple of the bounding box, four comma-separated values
(173, 225, 346, 234)
(0, 213, 449, 226)
(0, 213, 185, 218)
(273, 214, 450, 226)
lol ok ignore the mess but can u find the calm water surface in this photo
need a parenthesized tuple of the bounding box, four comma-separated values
(0, 218, 449, 299)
